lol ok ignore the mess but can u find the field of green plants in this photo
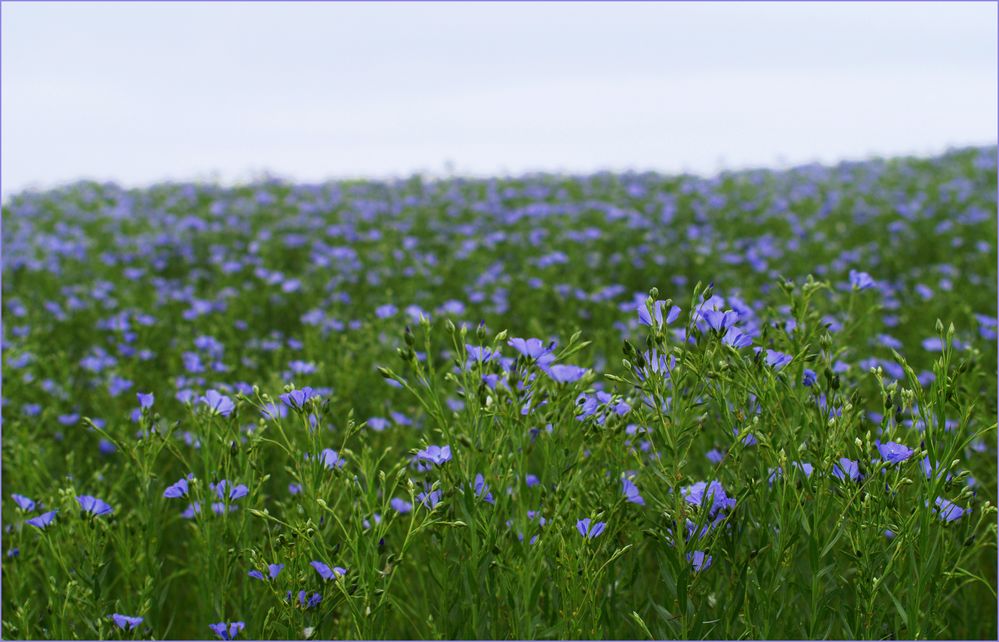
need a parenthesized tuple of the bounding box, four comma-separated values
(2, 146, 997, 640)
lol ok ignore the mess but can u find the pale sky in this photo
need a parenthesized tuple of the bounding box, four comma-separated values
(2, 1, 996, 197)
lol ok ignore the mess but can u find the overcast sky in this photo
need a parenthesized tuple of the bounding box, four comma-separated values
(2, 1, 996, 197)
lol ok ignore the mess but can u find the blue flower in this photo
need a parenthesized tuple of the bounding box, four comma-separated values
(508, 337, 555, 364)
(465, 344, 497, 363)
(310, 560, 347, 580)
(111, 614, 143, 631)
(831, 458, 861, 482)
(933, 497, 969, 523)
(417, 489, 442, 509)
(473, 474, 495, 504)
(849, 269, 875, 290)
(545, 364, 587, 383)
(288, 590, 323, 609)
(77, 495, 113, 516)
(733, 427, 757, 446)
(137, 392, 154, 409)
(802, 369, 817, 387)
(681, 481, 736, 516)
(920, 457, 953, 482)
(416, 445, 452, 466)
(163, 476, 190, 499)
(26, 510, 58, 529)
(621, 477, 645, 506)
(687, 550, 713, 572)
(318, 448, 346, 470)
(211, 480, 249, 501)
(722, 326, 753, 349)
(701, 309, 738, 333)
(209, 621, 245, 640)
(11, 494, 35, 512)
(280, 387, 318, 410)
(877, 441, 914, 464)
(638, 300, 681, 328)
(763, 349, 792, 370)
(390, 497, 413, 513)
(200, 390, 235, 417)
(249, 563, 284, 581)
(576, 517, 606, 539)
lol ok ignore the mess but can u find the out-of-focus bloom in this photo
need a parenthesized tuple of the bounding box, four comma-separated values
(545, 364, 587, 383)
(318, 448, 346, 470)
(508, 337, 555, 364)
(11, 494, 35, 512)
(416, 445, 452, 466)
(111, 614, 143, 631)
(687, 550, 713, 572)
(473, 474, 495, 504)
(164, 476, 190, 499)
(621, 477, 645, 505)
(200, 390, 235, 417)
(26, 510, 58, 529)
(849, 270, 875, 290)
(209, 621, 245, 641)
(933, 497, 969, 523)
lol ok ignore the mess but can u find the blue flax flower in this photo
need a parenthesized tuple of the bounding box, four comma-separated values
(200, 390, 235, 417)
(473, 474, 495, 504)
(209, 621, 245, 640)
(111, 614, 143, 631)
(849, 269, 875, 290)
(280, 387, 318, 410)
(832, 457, 861, 482)
(77, 495, 113, 516)
(933, 497, 969, 523)
(877, 441, 914, 464)
(508, 337, 555, 364)
(687, 550, 713, 572)
(310, 560, 347, 580)
(638, 300, 681, 327)
(576, 517, 606, 539)
(163, 476, 191, 498)
(26, 510, 58, 529)
(621, 477, 645, 505)
(416, 445, 452, 466)
(11, 494, 35, 511)
(249, 563, 284, 581)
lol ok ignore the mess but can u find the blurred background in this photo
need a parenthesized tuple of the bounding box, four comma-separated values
(2, 1, 996, 198)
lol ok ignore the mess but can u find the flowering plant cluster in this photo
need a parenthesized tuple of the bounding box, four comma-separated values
(1, 147, 996, 640)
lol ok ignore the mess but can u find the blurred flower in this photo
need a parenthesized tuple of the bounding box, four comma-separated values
(111, 614, 143, 631)
(209, 621, 245, 641)
(26, 510, 58, 529)
(621, 477, 645, 505)
(416, 445, 452, 466)
(200, 390, 235, 417)
(11, 494, 35, 512)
